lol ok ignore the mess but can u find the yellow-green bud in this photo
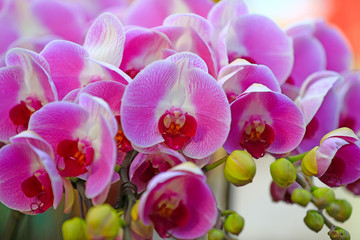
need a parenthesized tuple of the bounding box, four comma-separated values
(208, 229, 224, 240)
(312, 187, 336, 209)
(270, 158, 296, 188)
(224, 150, 256, 187)
(62, 217, 87, 240)
(85, 204, 120, 239)
(326, 199, 352, 222)
(328, 227, 351, 240)
(304, 210, 324, 232)
(224, 213, 245, 235)
(301, 146, 319, 176)
(291, 188, 311, 207)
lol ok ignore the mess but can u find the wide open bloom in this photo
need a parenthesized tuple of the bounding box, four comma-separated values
(121, 53, 231, 159)
(129, 146, 186, 193)
(138, 162, 217, 239)
(0, 131, 62, 214)
(295, 71, 342, 153)
(302, 128, 360, 187)
(28, 94, 117, 201)
(285, 19, 352, 88)
(224, 84, 305, 159)
(0, 48, 56, 141)
(40, 12, 130, 99)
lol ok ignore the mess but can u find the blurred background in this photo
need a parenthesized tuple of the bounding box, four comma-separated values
(1, 0, 360, 239)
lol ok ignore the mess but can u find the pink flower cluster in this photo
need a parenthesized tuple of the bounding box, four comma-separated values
(0, 0, 360, 238)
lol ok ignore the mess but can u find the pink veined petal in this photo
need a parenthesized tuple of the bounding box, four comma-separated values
(120, 27, 171, 78)
(41, 40, 89, 100)
(62, 88, 81, 102)
(6, 48, 57, 102)
(218, 62, 281, 98)
(0, 13, 18, 56)
(297, 71, 341, 124)
(287, 34, 326, 87)
(227, 14, 293, 84)
(30, 0, 85, 43)
(164, 13, 213, 42)
(182, 68, 231, 159)
(319, 143, 360, 187)
(207, 0, 249, 32)
(91, 184, 110, 206)
(320, 127, 359, 145)
(121, 61, 178, 148)
(76, 80, 126, 115)
(0, 66, 24, 141)
(165, 52, 208, 72)
(83, 12, 125, 67)
(85, 116, 116, 199)
(0, 143, 45, 211)
(313, 20, 353, 73)
(78, 93, 118, 137)
(28, 102, 90, 149)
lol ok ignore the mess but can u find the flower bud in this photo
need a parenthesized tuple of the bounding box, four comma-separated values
(85, 204, 120, 239)
(270, 158, 296, 188)
(224, 150, 256, 187)
(208, 229, 224, 240)
(291, 188, 311, 207)
(224, 212, 245, 235)
(304, 210, 324, 232)
(301, 147, 319, 176)
(326, 199, 352, 222)
(62, 217, 87, 240)
(312, 187, 336, 209)
(328, 227, 351, 240)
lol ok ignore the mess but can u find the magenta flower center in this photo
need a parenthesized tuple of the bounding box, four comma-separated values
(240, 119, 275, 158)
(20, 170, 53, 213)
(56, 139, 94, 177)
(158, 109, 197, 151)
(9, 97, 43, 127)
(150, 195, 190, 238)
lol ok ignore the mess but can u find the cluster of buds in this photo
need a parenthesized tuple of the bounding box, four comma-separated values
(0, 0, 360, 239)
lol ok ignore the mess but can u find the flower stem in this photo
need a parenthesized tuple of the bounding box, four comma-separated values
(203, 156, 228, 173)
(288, 152, 308, 163)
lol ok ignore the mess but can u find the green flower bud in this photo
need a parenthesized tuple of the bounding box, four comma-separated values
(328, 227, 351, 240)
(303, 210, 324, 232)
(326, 199, 352, 222)
(270, 158, 296, 188)
(85, 204, 120, 239)
(224, 213, 245, 235)
(224, 150, 256, 187)
(291, 188, 311, 207)
(208, 229, 224, 240)
(301, 146, 319, 176)
(62, 217, 87, 240)
(312, 187, 336, 209)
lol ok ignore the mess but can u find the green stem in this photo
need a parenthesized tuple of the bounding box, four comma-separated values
(288, 152, 308, 163)
(203, 156, 228, 173)
(2, 210, 25, 240)
(76, 180, 93, 212)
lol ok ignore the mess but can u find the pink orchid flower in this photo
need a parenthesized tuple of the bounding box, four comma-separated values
(0, 131, 63, 214)
(40, 12, 130, 99)
(270, 181, 300, 204)
(28, 94, 117, 202)
(295, 71, 342, 153)
(285, 19, 352, 88)
(0, 48, 56, 141)
(129, 146, 186, 193)
(224, 84, 305, 159)
(208, 0, 293, 84)
(121, 53, 231, 159)
(138, 162, 217, 239)
(303, 128, 360, 187)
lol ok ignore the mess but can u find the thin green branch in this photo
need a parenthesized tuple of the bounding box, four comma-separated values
(288, 152, 308, 163)
(203, 156, 228, 173)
